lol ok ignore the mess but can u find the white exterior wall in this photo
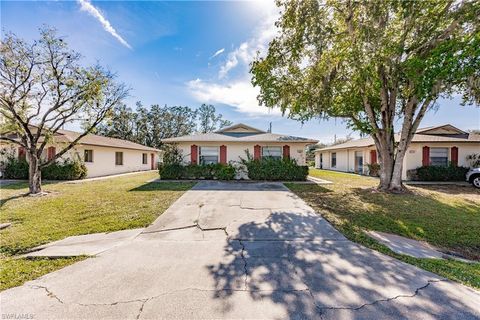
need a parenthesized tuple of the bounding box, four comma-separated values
(71, 145, 157, 178)
(0, 143, 158, 179)
(173, 142, 308, 165)
(315, 142, 480, 180)
(401, 142, 480, 179)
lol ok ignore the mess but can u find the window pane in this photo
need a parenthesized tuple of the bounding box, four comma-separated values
(262, 146, 282, 159)
(115, 152, 123, 165)
(430, 148, 448, 166)
(84, 150, 93, 162)
(199, 147, 218, 164)
(332, 153, 337, 167)
(142, 153, 147, 164)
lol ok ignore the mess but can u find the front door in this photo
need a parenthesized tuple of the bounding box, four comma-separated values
(151, 153, 155, 170)
(355, 151, 363, 174)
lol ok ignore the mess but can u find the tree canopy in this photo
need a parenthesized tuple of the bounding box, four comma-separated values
(251, 0, 479, 191)
(0, 28, 128, 193)
(97, 103, 232, 149)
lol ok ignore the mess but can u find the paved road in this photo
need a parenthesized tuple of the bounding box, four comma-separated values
(2, 181, 479, 319)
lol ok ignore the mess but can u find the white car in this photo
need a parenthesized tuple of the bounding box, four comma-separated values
(466, 168, 480, 189)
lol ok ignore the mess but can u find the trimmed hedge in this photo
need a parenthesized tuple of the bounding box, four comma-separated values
(2, 157, 87, 180)
(42, 160, 88, 180)
(243, 157, 309, 181)
(159, 163, 236, 180)
(415, 165, 469, 181)
(2, 158, 29, 179)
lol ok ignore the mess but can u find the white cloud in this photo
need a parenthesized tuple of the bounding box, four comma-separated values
(78, 0, 132, 49)
(186, 1, 281, 117)
(187, 78, 281, 116)
(218, 4, 279, 79)
(211, 48, 225, 59)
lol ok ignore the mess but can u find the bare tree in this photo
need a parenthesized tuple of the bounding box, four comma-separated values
(0, 28, 129, 194)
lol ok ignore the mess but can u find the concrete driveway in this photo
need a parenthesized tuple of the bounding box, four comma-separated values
(2, 181, 479, 319)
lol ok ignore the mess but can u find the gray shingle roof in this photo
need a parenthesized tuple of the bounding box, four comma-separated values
(315, 132, 480, 152)
(162, 124, 318, 144)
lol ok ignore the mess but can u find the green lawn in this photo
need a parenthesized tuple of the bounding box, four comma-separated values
(286, 169, 480, 289)
(0, 172, 194, 290)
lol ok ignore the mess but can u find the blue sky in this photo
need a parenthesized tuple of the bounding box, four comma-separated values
(1, 0, 479, 142)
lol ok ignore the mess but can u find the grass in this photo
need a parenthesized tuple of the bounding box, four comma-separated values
(286, 169, 480, 289)
(0, 172, 194, 291)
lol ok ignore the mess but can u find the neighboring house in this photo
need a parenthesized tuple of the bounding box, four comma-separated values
(314, 124, 480, 180)
(161, 123, 317, 168)
(0, 128, 160, 178)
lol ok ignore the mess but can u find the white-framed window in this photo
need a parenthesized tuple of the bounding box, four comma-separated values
(331, 152, 337, 168)
(142, 153, 148, 164)
(430, 147, 448, 166)
(262, 146, 282, 160)
(84, 150, 94, 163)
(199, 147, 219, 164)
(115, 152, 123, 165)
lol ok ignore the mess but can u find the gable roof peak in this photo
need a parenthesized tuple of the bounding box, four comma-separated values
(415, 124, 467, 135)
(215, 123, 266, 134)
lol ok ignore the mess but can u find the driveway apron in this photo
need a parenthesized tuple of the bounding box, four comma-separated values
(2, 181, 479, 319)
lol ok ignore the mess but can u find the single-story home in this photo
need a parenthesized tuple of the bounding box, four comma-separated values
(161, 123, 318, 167)
(0, 128, 160, 178)
(314, 124, 480, 180)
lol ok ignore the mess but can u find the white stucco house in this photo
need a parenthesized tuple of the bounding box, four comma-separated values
(0, 128, 160, 178)
(161, 123, 318, 166)
(314, 124, 480, 180)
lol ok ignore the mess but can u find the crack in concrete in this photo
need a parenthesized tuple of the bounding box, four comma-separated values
(135, 298, 149, 320)
(285, 253, 324, 315)
(238, 240, 249, 290)
(317, 279, 446, 314)
(30, 285, 64, 304)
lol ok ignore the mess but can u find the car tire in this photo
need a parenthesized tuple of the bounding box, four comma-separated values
(471, 175, 480, 189)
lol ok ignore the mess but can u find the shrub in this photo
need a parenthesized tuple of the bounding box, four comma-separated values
(307, 160, 315, 167)
(2, 157, 29, 179)
(159, 163, 236, 180)
(366, 163, 380, 177)
(2, 156, 87, 180)
(161, 144, 184, 165)
(242, 157, 308, 181)
(42, 159, 87, 180)
(415, 165, 469, 181)
(158, 163, 185, 180)
(216, 164, 236, 180)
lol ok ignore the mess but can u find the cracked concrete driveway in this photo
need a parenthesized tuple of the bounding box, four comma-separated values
(2, 181, 479, 319)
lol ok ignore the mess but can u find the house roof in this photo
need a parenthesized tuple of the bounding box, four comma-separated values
(161, 123, 318, 144)
(1, 127, 159, 152)
(315, 124, 480, 152)
(54, 129, 160, 152)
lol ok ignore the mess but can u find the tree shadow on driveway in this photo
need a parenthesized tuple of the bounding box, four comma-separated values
(206, 211, 480, 319)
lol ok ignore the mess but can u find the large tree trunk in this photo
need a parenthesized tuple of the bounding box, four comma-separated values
(28, 152, 42, 194)
(375, 132, 406, 193)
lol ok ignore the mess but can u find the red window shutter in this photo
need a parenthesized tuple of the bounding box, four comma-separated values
(190, 145, 198, 164)
(18, 147, 26, 160)
(370, 150, 377, 164)
(47, 146, 56, 161)
(451, 146, 458, 166)
(254, 145, 261, 160)
(220, 145, 227, 164)
(282, 145, 290, 159)
(422, 146, 430, 166)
